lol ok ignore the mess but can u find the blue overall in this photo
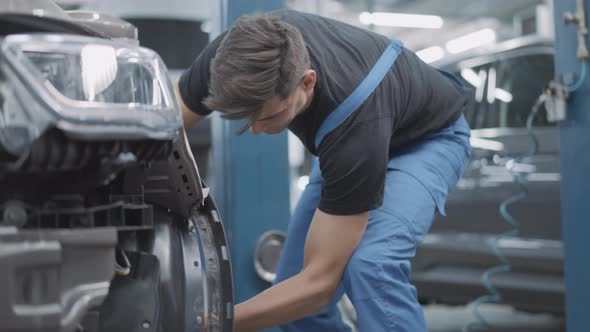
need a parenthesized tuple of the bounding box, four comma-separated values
(274, 40, 472, 331)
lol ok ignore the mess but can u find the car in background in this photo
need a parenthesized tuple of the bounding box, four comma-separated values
(411, 35, 564, 314)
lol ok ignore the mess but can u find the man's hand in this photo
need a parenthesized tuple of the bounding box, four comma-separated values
(174, 80, 203, 128)
(234, 209, 368, 332)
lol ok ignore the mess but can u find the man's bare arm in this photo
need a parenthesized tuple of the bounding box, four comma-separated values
(174, 80, 203, 128)
(233, 209, 368, 332)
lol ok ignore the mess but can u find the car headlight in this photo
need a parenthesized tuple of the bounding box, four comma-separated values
(0, 33, 182, 154)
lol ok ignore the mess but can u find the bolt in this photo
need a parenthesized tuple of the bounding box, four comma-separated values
(564, 11, 579, 25)
(2, 201, 27, 227)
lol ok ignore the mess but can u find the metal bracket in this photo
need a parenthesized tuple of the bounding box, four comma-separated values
(564, 0, 589, 60)
(544, 81, 570, 122)
(142, 128, 209, 219)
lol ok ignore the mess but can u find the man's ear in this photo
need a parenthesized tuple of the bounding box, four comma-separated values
(301, 69, 316, 92)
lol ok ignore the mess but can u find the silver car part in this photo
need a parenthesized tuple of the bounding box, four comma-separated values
(0, 33, 182, 156)
(254, 230, 286, 283)
(0, 227, 117, 332)
(66, 10, 139, 43)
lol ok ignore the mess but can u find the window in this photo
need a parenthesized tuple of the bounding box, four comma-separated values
(456, 53, 554, 129)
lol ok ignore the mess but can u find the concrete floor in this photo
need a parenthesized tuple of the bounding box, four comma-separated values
(424, 304, 565, 332)
(338, 297, 565, 332)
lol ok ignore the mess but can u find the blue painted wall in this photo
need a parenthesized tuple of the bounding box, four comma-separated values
(553, 1, 590, 331)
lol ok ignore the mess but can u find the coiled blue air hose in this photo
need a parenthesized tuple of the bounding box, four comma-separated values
(462, 94, 545, 332)
(567, 61, 587, 93)
(463, 53, 587, 330)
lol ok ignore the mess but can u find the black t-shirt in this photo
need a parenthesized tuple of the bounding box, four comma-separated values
(178, 9, 467, 216)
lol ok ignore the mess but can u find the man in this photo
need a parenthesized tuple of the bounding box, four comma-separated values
(177, 9, 471, 332)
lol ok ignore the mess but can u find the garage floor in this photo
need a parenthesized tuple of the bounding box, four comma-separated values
(424, 304, 566, 332)
(338, 298, 565, 332)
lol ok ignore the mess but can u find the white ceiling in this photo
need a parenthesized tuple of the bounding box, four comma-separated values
(60, 0, 552, 53)
(288, 0, 550, 51)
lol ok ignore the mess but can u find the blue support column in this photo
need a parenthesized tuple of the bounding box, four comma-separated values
(553, 1, 590, 331)
(211, 0, 289, 310)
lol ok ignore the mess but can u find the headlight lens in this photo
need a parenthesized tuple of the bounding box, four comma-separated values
(24, 45, 167, 106)
(0, 34, 181, 140)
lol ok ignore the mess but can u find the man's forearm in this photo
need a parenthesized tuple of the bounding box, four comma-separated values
(234, 270, 334, 332)
(234, 210, 367, 331)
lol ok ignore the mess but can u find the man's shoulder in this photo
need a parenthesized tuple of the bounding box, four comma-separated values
(271, 9, 310, 17)
(271, 9, 340, 26)
(270, 8, 322, 24)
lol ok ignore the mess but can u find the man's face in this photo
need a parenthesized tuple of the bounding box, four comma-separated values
(249, 70, 316, 135)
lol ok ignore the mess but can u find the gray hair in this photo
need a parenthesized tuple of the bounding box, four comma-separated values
(203, 14, 310, 131)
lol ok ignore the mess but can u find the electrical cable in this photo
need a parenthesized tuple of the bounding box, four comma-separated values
(463, 93, 545, 332)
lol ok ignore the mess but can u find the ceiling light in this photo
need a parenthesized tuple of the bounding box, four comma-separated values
(475, 70, 487, 102)
(470, 137, 505, 151)
(487, 67, 497, 104)
(359, 12, 444, 29)
(462, 68, 513, 103)
(460, 68, 481, 87)
(446, 28, 496, 54)
(416, 46, 445, 63)
(495, 89, 513, 103)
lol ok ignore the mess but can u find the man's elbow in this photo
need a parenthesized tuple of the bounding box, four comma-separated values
(305, 271, 340, 310)
(182, 108, 202, 128)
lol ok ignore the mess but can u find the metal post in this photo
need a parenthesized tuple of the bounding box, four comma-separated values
(553, 1, 590, 331)
(210, 0, 289, 309)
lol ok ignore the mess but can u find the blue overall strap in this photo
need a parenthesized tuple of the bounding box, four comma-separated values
(314, 39, 404, 150)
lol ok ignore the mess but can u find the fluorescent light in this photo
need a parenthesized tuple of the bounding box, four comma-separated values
(470, 137, 505, 151)
(359, 12, 444, 29)
(495, 88, 513, 103)
(416, 46, 445, 63)
(475, 70, 487, 102)
(462, 68, 513, 103)
(506, 160, 537, 173)
(446, 28, 496, 54)
(528, 173, 561, 181)
(487, 67, 496, 104)
(461, 68, 481, 87)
